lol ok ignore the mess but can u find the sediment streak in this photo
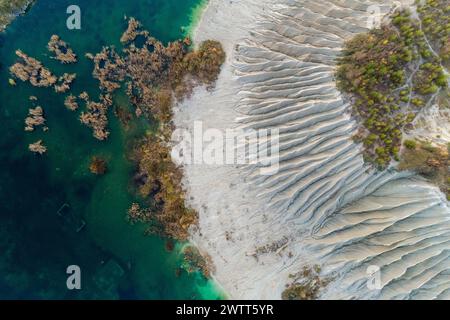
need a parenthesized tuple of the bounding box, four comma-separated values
(174, 0, 450, 299)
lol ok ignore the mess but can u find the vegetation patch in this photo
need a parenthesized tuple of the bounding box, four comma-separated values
(112, 18, 225, 240)
(129, 135, 199, 240)
(417, 0, 450, 68)
(89, 156, 108, 175)
(399, 139, 450, 200)
(181, 245, 215, 279)
(10, 50, 57, 87)
(28, 139, 46, 154)
(282, 265, 332, 300)
(337, 3, 449, 169)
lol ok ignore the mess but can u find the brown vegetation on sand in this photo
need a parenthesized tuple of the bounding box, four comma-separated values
(399, 140, 450, 200)
(282, 265, 332, 300)
(181, 245, 215, 279)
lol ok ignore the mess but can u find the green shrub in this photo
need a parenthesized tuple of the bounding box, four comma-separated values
(404, 139, 417, 150)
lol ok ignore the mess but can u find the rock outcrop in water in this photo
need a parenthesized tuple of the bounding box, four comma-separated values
(88, 47, 125, 94)
(120, 17, 147, 44)
(10, 49, 77, 95)
(181, 245, 215, 279)
(9, 17, 224, 243)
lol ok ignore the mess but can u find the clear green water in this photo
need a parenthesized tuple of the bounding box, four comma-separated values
(0, 0, 222, 299)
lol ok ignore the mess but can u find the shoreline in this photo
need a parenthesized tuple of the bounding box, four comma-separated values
(184, 0, 209, 39)
(0, 0, 36, 32)
(181, 0, 232, 300)
(174, 0, 278, 299)
(0, 0, 227, 299)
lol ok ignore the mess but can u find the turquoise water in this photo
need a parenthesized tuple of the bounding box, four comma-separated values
(0, 0, 222, 299)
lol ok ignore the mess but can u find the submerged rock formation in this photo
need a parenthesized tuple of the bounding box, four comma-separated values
(127, 203, 152, 224)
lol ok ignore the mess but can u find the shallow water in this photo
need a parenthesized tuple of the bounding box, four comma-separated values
(0, 0, 222, 299)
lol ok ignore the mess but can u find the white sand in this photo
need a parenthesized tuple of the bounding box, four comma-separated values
(173, 0, 450, 299)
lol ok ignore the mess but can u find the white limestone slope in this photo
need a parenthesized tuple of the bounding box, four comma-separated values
(173, 0, 450, 299)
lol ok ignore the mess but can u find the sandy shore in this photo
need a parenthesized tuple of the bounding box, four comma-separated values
(0, 0, 35, 32)
(174, 0, 450, 299)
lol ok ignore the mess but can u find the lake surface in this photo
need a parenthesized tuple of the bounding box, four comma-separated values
(0, 0, 222, 299)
